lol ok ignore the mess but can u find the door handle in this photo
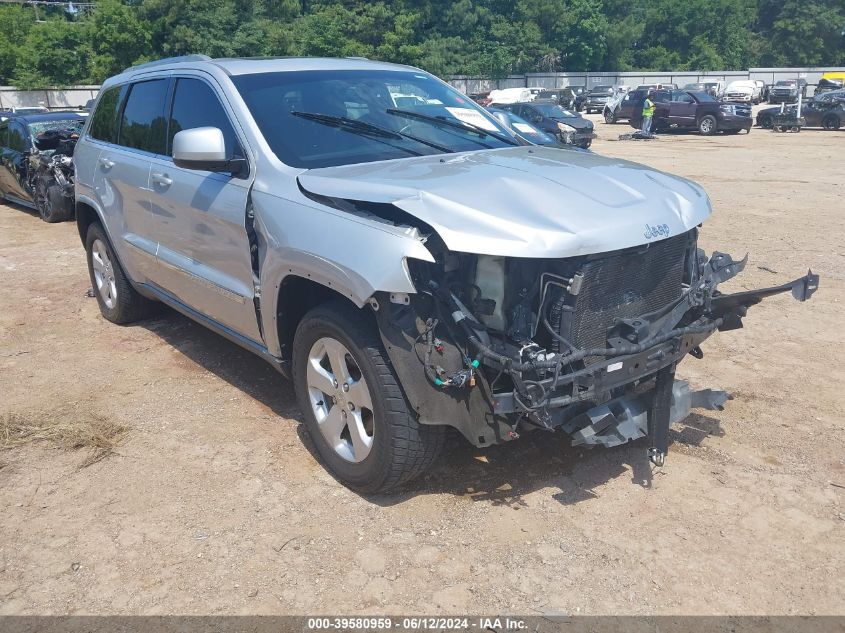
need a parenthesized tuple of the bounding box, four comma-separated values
(98, 157, 114, 169)
(151, 173, 172, 187)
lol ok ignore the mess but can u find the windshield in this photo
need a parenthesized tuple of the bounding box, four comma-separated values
(232, 69, 515, 169)
(27, 118, 84, 137)
(532, 103, 576, 118)
(776, 81, 796, 87)
(590, 85, 612, 93)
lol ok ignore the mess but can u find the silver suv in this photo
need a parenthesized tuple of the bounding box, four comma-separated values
(74, 56, 818, 492)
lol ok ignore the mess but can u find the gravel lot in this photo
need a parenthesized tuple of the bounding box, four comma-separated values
(1, 111, 843, 616)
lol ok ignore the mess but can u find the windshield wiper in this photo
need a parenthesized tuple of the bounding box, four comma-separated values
(291, 111, 452, 154)
(385, 108, 518, 146)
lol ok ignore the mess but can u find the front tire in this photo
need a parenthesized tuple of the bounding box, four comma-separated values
(698, 114, 718, 135)
(34, 174, 72, 223)
(822, 114, 841, 130)
(85, 223, 156, 324)
(292, 301, 443, 493)
(758, 114, 773, 129)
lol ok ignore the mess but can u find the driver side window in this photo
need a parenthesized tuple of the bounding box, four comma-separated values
(168, 78, 243, 160)
(8, 123, 27, 152)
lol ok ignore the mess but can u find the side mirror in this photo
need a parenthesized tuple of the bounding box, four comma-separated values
(172, 127, 246, 176)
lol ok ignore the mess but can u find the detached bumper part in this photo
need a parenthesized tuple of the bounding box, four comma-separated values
(568, 380, 729, 450)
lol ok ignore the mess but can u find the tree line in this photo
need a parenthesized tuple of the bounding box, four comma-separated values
(1, 0, 844, 89)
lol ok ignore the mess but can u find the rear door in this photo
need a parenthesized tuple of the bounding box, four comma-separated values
(145, 75, 261, 342)
(89, 80, 168, 282)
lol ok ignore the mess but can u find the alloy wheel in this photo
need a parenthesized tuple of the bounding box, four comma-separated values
(306, 337, 375, 463)
(91, 239, 117, 309)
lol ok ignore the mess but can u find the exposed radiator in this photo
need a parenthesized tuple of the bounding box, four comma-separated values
(562, 232, 691, 361)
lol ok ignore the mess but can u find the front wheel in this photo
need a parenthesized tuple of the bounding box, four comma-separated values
(758, 115, 773, 129)
(822, 114, 841, 130)
(698, 115, 718, 135)
(34, 174, 73, 223)
(292, 302, 444, 493)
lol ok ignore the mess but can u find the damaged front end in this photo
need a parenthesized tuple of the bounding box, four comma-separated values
(373, 229, 818, 465)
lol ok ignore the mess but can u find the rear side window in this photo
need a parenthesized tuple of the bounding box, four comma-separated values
(119, 79, 169, 154)
(168, 78, 242, 159)
(89, 86, 124, 143)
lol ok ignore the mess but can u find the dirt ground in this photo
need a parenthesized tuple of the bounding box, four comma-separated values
(1, 111, 843, 616)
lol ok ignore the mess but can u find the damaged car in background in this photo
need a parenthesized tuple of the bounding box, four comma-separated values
(0, 111, 84, 222)
(74, 57, 819, 493)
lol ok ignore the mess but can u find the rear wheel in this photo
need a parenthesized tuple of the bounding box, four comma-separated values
(604, 109, 616, 124)
(292, 302, 444, 493)
(85, 223, 156, 324)
(758, 114, 773, 129)
(698, 115, 718, 135)
(822, 114, 841, 130)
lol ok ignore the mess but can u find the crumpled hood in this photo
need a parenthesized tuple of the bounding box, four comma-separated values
(298, 146, 712, 258)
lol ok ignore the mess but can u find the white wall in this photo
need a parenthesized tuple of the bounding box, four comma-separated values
(0, 85, 99, 111)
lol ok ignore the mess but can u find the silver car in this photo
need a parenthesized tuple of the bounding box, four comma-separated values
(74, 56, 818, 492)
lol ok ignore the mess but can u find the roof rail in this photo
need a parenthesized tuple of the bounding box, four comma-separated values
(123, 54, 212, 73)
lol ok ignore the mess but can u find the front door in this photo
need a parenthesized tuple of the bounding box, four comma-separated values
(669, 91, 697, 127)
(146, 75, 261, 343)
(1, 121, 33, 202)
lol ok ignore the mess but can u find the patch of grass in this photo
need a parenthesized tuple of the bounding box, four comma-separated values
(1, 410, 128, 468)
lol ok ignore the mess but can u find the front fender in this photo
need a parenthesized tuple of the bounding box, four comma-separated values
(251, 190, 435, 357)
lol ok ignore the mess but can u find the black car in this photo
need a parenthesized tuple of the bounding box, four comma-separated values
(756, 93, 844, 130)
(631, 90, 752, 135)
(603, 89, 648, 123)
(486, 108, 559, 146)
(534, 88, 577, 109)
(494, 101, 595, 148)
(768, 79, 807, 103)
(581, 85, 615, 113)
(0, 112, 86, 220)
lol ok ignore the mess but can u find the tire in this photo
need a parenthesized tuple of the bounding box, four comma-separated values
(34, 174, 72, 223)
(822, 114, 841, 130)
(698, 114, 718, 135)
(604, 109, 616, 124)
(85, 222, 156, 324)
(292, 301, 444, 493)
(758, 114, 772, 129)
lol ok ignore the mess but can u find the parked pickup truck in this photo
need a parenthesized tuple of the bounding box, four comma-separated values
(73, 56, 818, 492)
(631, 89, 752, 135)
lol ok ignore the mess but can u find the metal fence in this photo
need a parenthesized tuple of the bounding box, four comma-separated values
(3, 65, 844, 110)
(449, 67, 845, 97)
